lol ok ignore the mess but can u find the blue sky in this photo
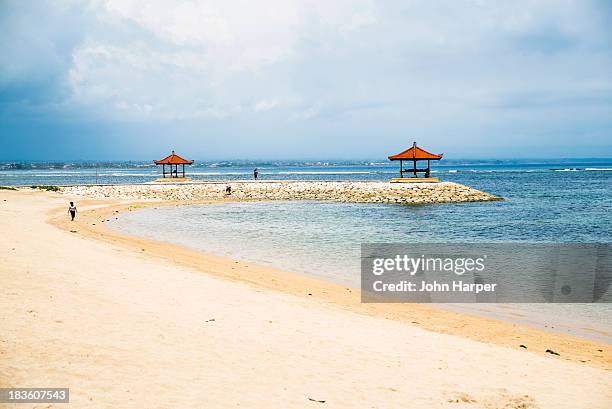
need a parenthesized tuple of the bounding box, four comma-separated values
(1, 0, 611, 160)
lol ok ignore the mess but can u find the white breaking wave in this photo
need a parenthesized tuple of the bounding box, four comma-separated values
(189, 172, 251, 175)
(105, 173, 156, 177)
(31, 172, 85, 176)
(278, 171, 372, 175)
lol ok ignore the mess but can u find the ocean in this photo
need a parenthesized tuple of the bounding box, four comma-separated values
(5, 159, 611, 340)
(2, 158, 612, 187)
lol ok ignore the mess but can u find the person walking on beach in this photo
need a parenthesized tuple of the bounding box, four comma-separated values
(68, 202, 77, 221)
(253, 168, 259, 180)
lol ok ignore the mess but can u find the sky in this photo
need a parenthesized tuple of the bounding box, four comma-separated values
(1, 0, 611, 160)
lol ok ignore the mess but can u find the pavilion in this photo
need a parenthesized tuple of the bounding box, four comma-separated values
(154, 150, 194, 180)
(388, 142, 443, 183)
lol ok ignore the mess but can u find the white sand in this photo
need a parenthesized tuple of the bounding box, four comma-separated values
(1, 190, 610, 408)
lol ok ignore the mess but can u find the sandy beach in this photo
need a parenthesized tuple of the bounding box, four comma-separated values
(1, 188, 611, 408)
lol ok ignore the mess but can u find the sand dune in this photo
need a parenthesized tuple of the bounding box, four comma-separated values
(1, 189, 610, 408)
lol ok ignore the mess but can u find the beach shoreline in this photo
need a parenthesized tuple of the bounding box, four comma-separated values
(2, 188, 611, 408)
(50, 190, 611, 369)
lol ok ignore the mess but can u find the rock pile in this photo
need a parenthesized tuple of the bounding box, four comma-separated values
(61, 181, 501, 205)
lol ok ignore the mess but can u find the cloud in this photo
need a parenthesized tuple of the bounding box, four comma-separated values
(288, 105, 320, 122)
(253, 99, 279, 112)
(1, 0, 611, 158)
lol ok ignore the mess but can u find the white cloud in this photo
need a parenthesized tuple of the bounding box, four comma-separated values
(253, 99, 279, 112)
(289, 105, 320, 122)
(40, 0, 607, 123)
(102, 0, 234, 46)
(339, 10, 378, 33)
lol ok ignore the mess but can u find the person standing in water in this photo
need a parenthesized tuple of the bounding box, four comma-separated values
(253, 168, 259, 180)
(68, 202, 77, 221)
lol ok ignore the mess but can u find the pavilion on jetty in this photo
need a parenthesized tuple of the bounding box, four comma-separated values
(388, 142, 442, 183)
(154, 150, 194, 181)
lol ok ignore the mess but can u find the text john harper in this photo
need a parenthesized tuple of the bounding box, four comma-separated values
(372, 280, 497, 294)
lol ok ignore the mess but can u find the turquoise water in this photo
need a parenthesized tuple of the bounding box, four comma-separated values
(107, 166, 612, 341)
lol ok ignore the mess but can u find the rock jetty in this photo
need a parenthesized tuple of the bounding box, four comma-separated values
(61, 181, 501, 205)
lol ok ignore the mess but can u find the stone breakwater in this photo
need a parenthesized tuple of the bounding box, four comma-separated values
(61, 181, 501, 205)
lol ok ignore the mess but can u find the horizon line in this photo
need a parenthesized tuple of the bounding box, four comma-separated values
(1, 157, 612, 163)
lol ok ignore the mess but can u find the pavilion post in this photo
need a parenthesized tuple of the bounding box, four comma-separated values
(427, 160, 430, 178)
(413, 159, 417, 177)
(182, 164, 185, 178)
(400, 159, 403, 178)
(162, 164, 166, 178)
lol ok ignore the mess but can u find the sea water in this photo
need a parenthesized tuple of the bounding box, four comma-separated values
(2, 158, 612, 187)
(105, 162, 612, 341)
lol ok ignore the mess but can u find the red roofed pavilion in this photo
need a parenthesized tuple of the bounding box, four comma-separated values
(154, 150, 194, 179)
(388, 142, 442, 181)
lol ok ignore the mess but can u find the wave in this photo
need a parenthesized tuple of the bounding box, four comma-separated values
(24, 172, 156, 177)
(585, 168, 612, 171)
(28, 172, 85, 176)
(105, 173, 157, 177)
(189, 172, 251, 176)
(31, 173, 85, 177)
(278, 171, 372, 175)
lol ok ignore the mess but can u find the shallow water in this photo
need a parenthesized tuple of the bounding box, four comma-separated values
(108, 166, 612, 341)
